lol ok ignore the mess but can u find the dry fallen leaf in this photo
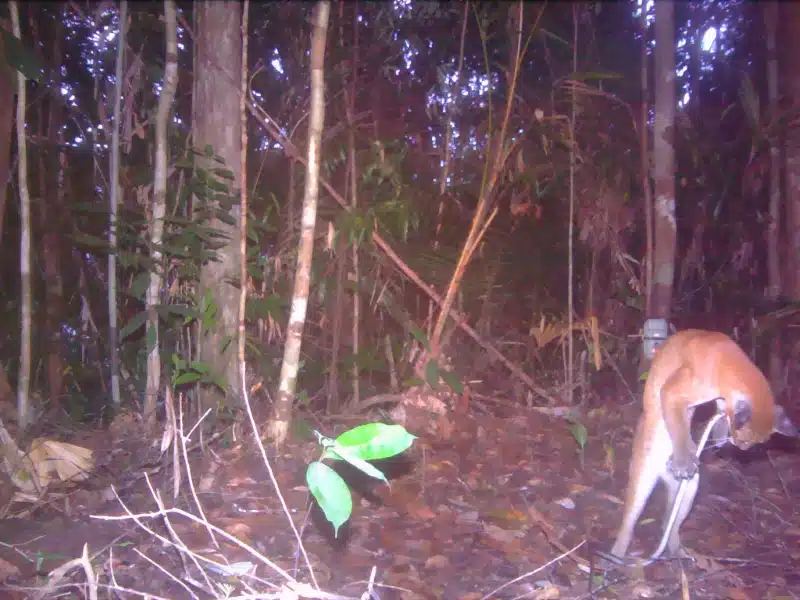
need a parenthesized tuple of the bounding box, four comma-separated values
(424, 554, 450, 569)
(531, 585, 560, 599)
(26, 438, 94, 489)
(568, 483, 591, 494)
(43, 440, 94, 481)
(486, 507, 527, 526)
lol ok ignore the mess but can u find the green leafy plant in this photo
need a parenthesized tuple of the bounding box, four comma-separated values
(171, 354, 225, 392)
(568, 420, 588, 470)
(306, 423, 417, 537)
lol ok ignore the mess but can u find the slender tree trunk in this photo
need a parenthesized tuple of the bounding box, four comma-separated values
(194, 1, 243, 414)
(109, 0, 127, 408)
(144, 0, 178, 429)
(651, 0, 677, 320)
(269, 0, 329, 446)
(238, 0, 249, 406)
(639, 5, 653, 316)
(346, 11, 361, 408)
(10, 2, 31, 429)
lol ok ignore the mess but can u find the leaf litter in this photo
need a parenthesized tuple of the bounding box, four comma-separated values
(0, 394, 797, 599)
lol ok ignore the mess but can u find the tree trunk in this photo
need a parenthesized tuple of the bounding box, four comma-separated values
(144, 0, 178, 429)
(268, 1, 330, 446)
(193, 1, 244, 415)
(10, 2, 32, 430)
(651, 0, 677, 320)
(108, 0, 127, 408)
(640, 3, 653, 316)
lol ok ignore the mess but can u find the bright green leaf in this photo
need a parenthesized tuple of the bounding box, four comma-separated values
(324, 423, 417, 462)
(189, 361, 211, 374)
(171, 354, 187, 370)
(211, 375, 226, 392)
(569, 422, 588, 448)
(327, 444, 387, 483)
(174, 372, 202, 386)
(306, 462, 352, 537)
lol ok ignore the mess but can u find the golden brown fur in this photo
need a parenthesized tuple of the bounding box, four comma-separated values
(608, 329, 796, 561)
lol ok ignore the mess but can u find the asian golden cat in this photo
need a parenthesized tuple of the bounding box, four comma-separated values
(606, 329, 796, 565)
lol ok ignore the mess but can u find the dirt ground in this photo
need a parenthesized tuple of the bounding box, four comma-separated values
(0, 390, 798, 600)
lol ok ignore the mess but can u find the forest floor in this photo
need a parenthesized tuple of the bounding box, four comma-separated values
(0, 388, 798, 600)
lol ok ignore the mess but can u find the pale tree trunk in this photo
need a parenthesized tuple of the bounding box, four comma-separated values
(0, 18, 14, 243)
(193, 1, 243, 414)
(764, 1, 783, 389)
(109, 0, 127, 408)
(238, 0, 249, 397)
(144, 0, 178, 429)
(269, 0, 330, 447)
(651, 0, 677, 320)
(640, 3, 653, 315)
(10, 2, 31, 430)
(567, 3, 578, 403)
